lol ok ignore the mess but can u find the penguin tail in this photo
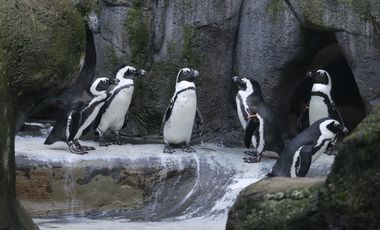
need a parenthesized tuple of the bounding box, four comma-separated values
(266, 172, 275, 177)
(44, 134, 55, 145)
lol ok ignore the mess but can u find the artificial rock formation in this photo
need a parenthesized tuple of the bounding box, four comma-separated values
(72, 0, 379, 142)
(0, 0, 86, 229)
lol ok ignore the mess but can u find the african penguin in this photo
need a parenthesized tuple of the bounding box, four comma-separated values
(297, 69, 345, 155)
(232, 76, 284, 163)
(297, 69, 344, 130)
(44, 77, 118, 154)
(269, 118, 348, 177)
(162, 68, 203, 154)
(93, 66, 146, 146)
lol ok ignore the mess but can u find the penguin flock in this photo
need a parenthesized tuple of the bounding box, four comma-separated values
(232, 69, 348, 177)
(45, 65, 348, 178)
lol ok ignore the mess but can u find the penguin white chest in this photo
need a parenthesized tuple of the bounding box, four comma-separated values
(250, 115, 265, 153)
(236, 95, 247, 130)
(309, 95, 329, 125)
(164, 90, 197, 144)
(311, 141, 330, 162)
(98, 86, 134, 132)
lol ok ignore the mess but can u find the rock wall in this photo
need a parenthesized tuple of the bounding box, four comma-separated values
(73, 0, 379, 142)
(0, 0, 86, 229)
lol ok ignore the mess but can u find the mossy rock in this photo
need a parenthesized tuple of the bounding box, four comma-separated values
(0, 0, 85, 229)
(0, 0, 86, 105)
(321, 106, 380, 229)
(227, 177, 327, 230)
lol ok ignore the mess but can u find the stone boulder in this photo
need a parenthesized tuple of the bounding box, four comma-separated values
(0, 0, 86, 229)
(226, 177, 326, 230)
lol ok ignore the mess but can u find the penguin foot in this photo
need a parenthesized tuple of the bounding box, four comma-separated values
(113, 139, 125, 145)
(163, 145, 175, 154)
(73, 140, 95, 151)
(183, 145, 196, 153)
(99, 140, 111, 146)
(244, 150, 258, 157)
(81, 145, 96, 151)
(99, 137, 111, 147)
(243, 156, 262, 163)
(68, 143, 88, 155)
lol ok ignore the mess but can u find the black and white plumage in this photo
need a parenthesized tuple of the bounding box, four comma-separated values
(297, 69, 344, 131)
(269, 118, 348, 177)
(44, 77, 118, 154)
(93, 66, 146, 146)
(162, 68, 203, 154)
(232, 76, 284, 163)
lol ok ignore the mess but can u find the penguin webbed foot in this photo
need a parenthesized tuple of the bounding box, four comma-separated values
(73, 140, 95, 151)
(183, 144, 196, 153)
(113, 137, 125, 145)
(68, 142, 88, 155)
(163, 144, 175, 154)
(99, 137, 111, 147)
(244, 149, 258, 157)
(243, 154, 262, 163)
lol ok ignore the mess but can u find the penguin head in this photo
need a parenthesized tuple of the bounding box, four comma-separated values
(232, 76, 262, 97)
(116, 66, 146, 80)
(325, 119, 349, 136)
(176, 68, 199, 83)
(90, 77, 119, 96)
(306, 69, 331, 86)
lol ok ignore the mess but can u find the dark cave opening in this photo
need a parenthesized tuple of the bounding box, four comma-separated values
(292, 31, 366, 133)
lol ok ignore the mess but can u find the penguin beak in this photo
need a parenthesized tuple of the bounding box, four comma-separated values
(305, 71, 316, 78)
(192, 69, 199, 77)
(232, 76, 240, 82)
(137, 69, 146, 76)
(109, 78, 119, 85)
(338, 125, 349, 136)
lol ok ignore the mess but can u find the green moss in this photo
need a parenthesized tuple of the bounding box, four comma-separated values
(227, 178, 326, 230)
(75, 0, 101, 16)
(182, 24, 201, 67)
(126, 3, 151, 66)
(321, 106, 380, 228)
(267, 0, 285, 20)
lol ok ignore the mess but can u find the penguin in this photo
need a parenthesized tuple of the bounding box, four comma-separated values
(162, 68, 203, 154)
(297, 69, 344, 131)
(93, 66, 146, 146)
(232, 76, 284, 163)
(269, 118, 348, 177)
(297, 69, 345, 155)
(44, 77, 118, 154)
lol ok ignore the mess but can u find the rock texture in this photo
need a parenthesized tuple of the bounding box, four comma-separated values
(226, 177, 326, 230)
(227, 106, 380, 230)
(0, 0, 86, 229)
(321, 105, 380, 229)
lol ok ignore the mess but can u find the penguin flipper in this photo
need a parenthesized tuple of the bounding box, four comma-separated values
(122, 114, 129, 129)
(244, 117, 260, 149)
(296, 106, 309, 132)
(160, 101, 174, 135)
(93, 102, 108, 131)
(194, 107, 203, 136)
(296, 145, 313, 177)
(68, 111, 82, 141)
